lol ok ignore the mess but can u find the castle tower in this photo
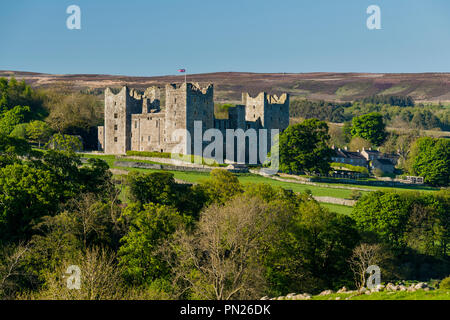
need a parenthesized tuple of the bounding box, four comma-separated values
(142, 86, 161, 113)
(242, 92, 290, 130)
(164, 82, 214, 155)
(103, 86, 142, 154)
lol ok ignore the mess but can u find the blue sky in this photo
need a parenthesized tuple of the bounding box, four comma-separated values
(1, 0, 450, 76)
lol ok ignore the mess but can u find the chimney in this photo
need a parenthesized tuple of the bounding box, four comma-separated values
(344, 146, 348, 151)
(362, 147, 365, 151)
(357, 149, 360, 153)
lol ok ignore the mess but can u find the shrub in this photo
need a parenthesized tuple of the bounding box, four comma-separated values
(126, 150, 171, 158)
(330, 162, 369, 175)
(440, 276, 450, 289)
(350, 190, 362, 200)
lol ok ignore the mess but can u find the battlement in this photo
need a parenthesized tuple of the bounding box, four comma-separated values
(267, 93, 289, 104)
(242, 92, 289, 106)
(166, 82, 213, 96)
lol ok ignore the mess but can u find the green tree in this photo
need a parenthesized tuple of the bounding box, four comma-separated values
(118, 203, 186, 285)
(265, 200, 360, 294)
(0, 164, 59, 242)
(408, 137, 450, 186)
(26, 120, 52, 148)
(45, 133, 83, 152)
(351, 191, 410, 250)
(0, 105, 31, 135)
(197, 169, 243, 206)
(351, 112, 387, 146)
(279, 119, 332, 174)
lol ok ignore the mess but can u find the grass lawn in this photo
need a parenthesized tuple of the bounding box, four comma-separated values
(84, 153, 440, 203)
(320, 203, 353, 216)
(310, 289, 450, 300)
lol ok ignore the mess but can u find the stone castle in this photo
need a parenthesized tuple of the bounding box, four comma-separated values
(97, 82, 289, 163)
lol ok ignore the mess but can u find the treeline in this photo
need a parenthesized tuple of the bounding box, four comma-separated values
(360, 95, 414, 107)
(290, 95, 450, 131)
(0, 77, 103, 150)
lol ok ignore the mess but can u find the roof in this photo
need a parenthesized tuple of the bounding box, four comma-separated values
(332, 149, 366, 160)
(362, 149, 381, 154)
(373, 158, 394, 166)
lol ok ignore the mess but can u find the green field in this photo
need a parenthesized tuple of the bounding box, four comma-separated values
(81, 153, 441, 212)
(320, 203, 353, 216)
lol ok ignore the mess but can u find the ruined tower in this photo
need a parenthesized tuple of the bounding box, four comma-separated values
(164, 82, 214, 155)
(103, 87, 142, 154)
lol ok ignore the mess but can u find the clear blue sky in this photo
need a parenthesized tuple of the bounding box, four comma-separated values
(1, 0, 450, 76)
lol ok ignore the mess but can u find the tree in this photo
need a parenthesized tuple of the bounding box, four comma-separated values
(0, 105, 31, 135)
(45, 133, 83, 152)
(29, 247, 126, 300)
(127, 171, 178, 206)
(408, 137, 450, 186)
(265, 200, 360, 294)
(26, 120, 52, 148)
(44, 90, 102, 149)
(351, 112, 386, 146)
(165, 195, 281, 300)
(348, 137, 372, 152)
(197, 169, 243, 206)
(351, 192, 410, 250)
(0, 242, 30, 299)
(118, 203, 186, 285)
(348, 243, 385, 290)
(0, 164, 59, 242)
(126, 171, 205, 218)
(0, 77, 45, 118)
(279, 119, 332, 174)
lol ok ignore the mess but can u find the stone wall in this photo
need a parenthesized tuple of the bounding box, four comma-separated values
(101, 83, 289, 163)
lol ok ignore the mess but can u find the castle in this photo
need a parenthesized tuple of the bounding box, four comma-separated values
(97, 82, 289, 164)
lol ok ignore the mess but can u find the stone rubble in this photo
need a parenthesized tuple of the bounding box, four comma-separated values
(261, 282, 436, 300)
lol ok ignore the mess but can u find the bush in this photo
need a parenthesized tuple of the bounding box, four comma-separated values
(440, 276, 450, 289)
(126, 150, 172, 158)
(126, 150, 224, 167)
(330, 162, 369, 174)
(350, 190, 362, 200)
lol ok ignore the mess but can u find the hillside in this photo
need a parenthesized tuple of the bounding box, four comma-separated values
(2, 70, 450, 103)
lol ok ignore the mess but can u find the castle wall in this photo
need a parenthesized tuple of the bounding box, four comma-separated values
(131, 112, 165, 152)
(164, 83, 188, 151)
(185, 83, 214, 155)
(101, 83, 289, 164)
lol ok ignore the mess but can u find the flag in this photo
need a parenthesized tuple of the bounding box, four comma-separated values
(178, 69, 186, 73)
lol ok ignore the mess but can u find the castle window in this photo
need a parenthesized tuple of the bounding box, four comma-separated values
(114, 137, 117, 142)
(174, 98, 177, 103)
(156, 121, 159, 128)
(114, 124, 118, 130)
(135, 121, 138, 128)
(114, 113, 118, 119)
(148, 136, 151, 142)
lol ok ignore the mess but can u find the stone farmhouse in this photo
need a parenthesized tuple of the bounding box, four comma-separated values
(331, 146, 399, 174)
(97, 82, 289, 163)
